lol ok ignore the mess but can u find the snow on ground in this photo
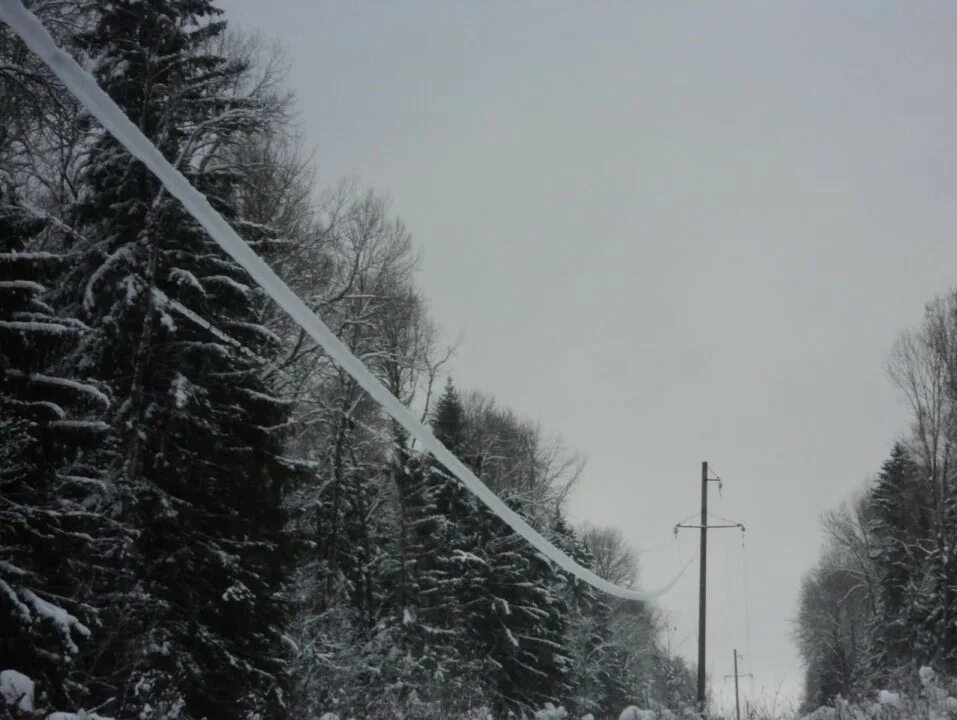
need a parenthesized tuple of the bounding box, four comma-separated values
(799, 667, 957, 720)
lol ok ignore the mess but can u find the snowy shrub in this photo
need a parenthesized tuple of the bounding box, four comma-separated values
(619, 706, 656, 720)
(876, 690, 900, 707)
(800, 707, 837, 720)
(1, 670, 35, 713)
(799, 666, 957, 720)
(1, 670, 114, 720)
(532, 704, 568, 719)
(462, 708, 494, 720)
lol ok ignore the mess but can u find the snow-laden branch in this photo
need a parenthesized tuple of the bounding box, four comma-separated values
(0, 0, 687, 601)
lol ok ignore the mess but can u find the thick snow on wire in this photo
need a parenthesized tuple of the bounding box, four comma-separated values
(0, 0, 686, 601)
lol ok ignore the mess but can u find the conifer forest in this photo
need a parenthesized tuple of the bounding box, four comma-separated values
(2, 2, 957, 720)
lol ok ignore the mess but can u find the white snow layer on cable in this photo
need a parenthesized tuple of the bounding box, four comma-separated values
(0, 0, 686, 601)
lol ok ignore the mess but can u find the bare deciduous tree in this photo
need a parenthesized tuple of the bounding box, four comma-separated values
(886, 292, 957, 519)
(582, 524, 638, 587)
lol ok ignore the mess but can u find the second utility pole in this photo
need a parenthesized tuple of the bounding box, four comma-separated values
(725, 649, 753, 720)
(676, 462, 743, 717)
(733, 649, 741, 720)
(697, 460, 708, 714)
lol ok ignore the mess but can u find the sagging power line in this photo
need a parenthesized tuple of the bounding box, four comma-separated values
(0, 0, 690, 603)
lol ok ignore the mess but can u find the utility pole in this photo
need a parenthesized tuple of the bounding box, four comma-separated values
(733, 649, 741, 720)
(697, 461, 708, 714)
(674, 462, 745, 718)
(725, 649, 753, 720)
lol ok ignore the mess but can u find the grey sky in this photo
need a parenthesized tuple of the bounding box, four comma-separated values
(227, 1, 957, 712)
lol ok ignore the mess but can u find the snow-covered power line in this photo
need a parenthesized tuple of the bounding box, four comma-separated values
(0, 0, 687, 601)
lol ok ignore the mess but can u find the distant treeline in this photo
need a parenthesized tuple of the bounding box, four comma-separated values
(795, 292, 957, 712)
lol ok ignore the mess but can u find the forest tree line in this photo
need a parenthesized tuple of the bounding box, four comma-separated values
(0, 2, 695, 718)
(795, 292, 957, 712)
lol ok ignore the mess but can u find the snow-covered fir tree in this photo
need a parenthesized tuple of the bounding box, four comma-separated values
(868, 443, 929, 677)
(475, 497, 572, 716)
(0, 185, 113, 714)
(46, 2, 298, 716)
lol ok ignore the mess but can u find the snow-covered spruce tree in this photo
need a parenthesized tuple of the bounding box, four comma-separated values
(411, 378, 494, 706)
(443, 393, 580, 715)
(417, 378, 477, 640)
(396, 380, 581, 715)
(430, 379, 492, 644)
(53, 2, 296, 716)
(432, 378, 467, 453)
(0, 185, 112, 714)
(470, 496, 571, 717)
(867, 443, 930, 678)
(913, 492, 957, 677)
(649, 653, 696, 713)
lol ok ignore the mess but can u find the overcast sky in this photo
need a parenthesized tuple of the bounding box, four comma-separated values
(227, 1, 957, 712)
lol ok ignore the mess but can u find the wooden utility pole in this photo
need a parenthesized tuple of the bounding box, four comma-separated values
(674, 462, 744, 718)
(697, 460, 708, 713)
(733, 649, 741, 720)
